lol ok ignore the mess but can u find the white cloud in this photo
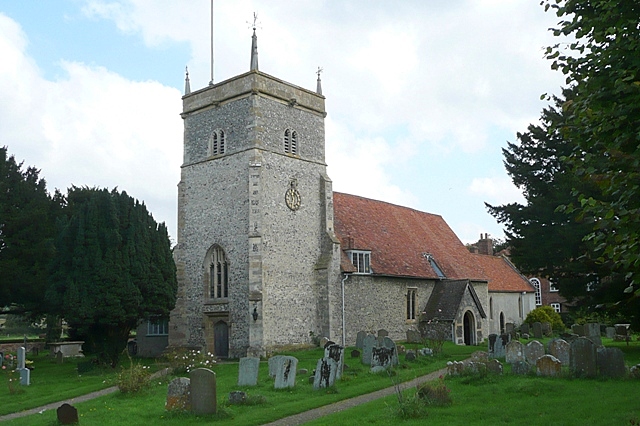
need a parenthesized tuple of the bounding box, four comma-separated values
(468, 176, 525, 206)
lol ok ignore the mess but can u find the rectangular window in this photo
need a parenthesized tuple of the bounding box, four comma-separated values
(348, 250, 371, 274)
(550, 303, 561, 313)
(147, 317, 169, 336)
(407, 288, 417, 320)
(549, 279, 558, 292)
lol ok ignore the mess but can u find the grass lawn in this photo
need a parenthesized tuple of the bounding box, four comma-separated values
(2, 338, 639, 425)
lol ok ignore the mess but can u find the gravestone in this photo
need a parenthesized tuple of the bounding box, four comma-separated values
(446, 361, 465, 376)
(371, 346, 395, 370)
(532, 322, 543, 339)
(406, 329, 421, 343)
(417, 348, 433, 357)
(355, 331, 366, 349)
(268, 355, 284, 378)
(605, 327, 616, 339)
(524, 340, 544, 364)
(17, 347, 29, 386)
(571, 324, 585, 336)
(505, 341, 525, 364)
(541, 322, 552, 337)
(585, 322, 602, 346)
(377, 329, 388, 339)
(57, 403, 79, 425)
(397, 345, 406, 355)
(614, 324, 630, 341)
(313, 357, 337, 390)
(549, 339, 570, 366)
(381, 337, 399, 365)
(166, 377, 191, 411)
(362, 334, 376, 365)
(274, 356, 298, 389)
(324, 343, 345, 380)
(511, 361, 531, 375)
(597, 347, 626, 378)
(471, 351, 489, 362)
(570, 337, 597, 378)
(520, 323, 530, 335)
(351, 349, 360, 358)
(486, 359, 503, 375)
(488, 334, 510, 359)
(405, 350, 416, 361)
(229, 391, 247, 405)
(319, 337, 330, 348)
(190, 368, 217, 415)
(56, 351, 64, 364)
(536, 355, 562, 377)
(237, 357, 260, 386)
(298, 368, 308, 375)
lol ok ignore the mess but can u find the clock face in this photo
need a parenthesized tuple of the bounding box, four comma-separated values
(285, 187, 301, 211)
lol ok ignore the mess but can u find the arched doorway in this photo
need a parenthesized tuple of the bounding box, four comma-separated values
(463, 311, 475, 346)
(213, 321, 229, 358)
(500, 312, 505, 335)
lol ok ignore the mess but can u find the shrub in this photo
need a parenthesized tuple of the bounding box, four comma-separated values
(163, 347, 217, 374)
(116, 361, 151, 393)
(525, 306, 565, 331)
(416, 376, 452, 406)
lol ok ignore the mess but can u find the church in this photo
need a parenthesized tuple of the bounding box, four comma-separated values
(166, 29, 535, 358)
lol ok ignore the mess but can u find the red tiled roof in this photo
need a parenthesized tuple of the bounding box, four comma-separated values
(332, 192, 534, 293)
(473, 253, 535, 293)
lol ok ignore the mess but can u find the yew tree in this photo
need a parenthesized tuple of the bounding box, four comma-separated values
(48, 187, 177, 366)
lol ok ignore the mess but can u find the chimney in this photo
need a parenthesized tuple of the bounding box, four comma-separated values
(477, 234, 493, 256)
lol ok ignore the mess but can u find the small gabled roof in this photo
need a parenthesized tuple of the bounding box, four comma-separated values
(472, 253, 535, 293)
(333, 192, 485, 280)
(422, 279, 487, 321)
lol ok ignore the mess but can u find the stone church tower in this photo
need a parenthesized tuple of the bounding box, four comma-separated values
(169, 29, 342, 357)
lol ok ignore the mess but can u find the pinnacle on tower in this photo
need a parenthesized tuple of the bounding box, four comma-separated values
(184, 66, 191, 95)
(250, 13, 259, 71)
(316, 67, 323, 95)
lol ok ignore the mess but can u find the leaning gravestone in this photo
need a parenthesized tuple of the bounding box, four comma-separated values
(511, 360, 531, 375)
(597, 347, 626, 378)
(570, 337, 597, 378)
(532, 322, 543, 339)
(166, 377, 191, 411)
(313, 357, 337, 390)
(325, 344, 345, 380)
(524, 340, 545, 364)
(355, 331, 366, 349)
(190, 368, 217, 415)
(274, 356, 298, 389)
(549, 339, 570, 366)
(536, 355, 562, 377)
(57, 403, 79, 425)
(268, 355, 284, 378)
(505, 341, 525, 364)
(237, 357, 260, 386)
(362, 334, 376, 365)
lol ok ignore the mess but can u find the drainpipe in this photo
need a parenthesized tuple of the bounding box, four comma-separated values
(341, 274, 349, 346)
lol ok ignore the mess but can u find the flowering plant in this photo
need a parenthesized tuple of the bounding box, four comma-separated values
(163, 348, 217, 374)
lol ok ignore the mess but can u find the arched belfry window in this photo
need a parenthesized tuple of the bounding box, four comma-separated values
(209, 130, 226, 156)
(206, 246, 228, 299)
(284, 129, 298, 155)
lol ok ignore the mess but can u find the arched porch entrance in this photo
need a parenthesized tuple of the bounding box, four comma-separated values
(463, 310, 476, 346)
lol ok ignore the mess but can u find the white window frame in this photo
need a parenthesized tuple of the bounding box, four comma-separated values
(530, 278, 542, 306)
(147, 317, 168, 336)
(549, 278, 559, 292)
(347, 250, 371, 274)
(550, 303, 561, 313)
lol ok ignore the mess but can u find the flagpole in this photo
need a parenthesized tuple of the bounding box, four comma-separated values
(209, 0, 214, 85)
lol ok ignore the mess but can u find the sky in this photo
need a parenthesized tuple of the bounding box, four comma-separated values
(0, 0, 567, 245)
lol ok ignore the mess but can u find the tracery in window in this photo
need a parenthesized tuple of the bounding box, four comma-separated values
(206, 246, 229, 299)
(209, 129, 226, 156)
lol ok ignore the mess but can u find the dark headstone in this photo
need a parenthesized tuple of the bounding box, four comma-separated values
(57, 403, 79, 425)
(350, 349, 361, 358)
(532, 322, 543, 339)
(190, 368, 217, 415)
(571, 324, 585, 336)
(605, 327, 616, 339)
(362, 334, 376, 365)
(56, 351, 64, 364)
(570, 337, 597, 378)
(541, 322, 552, 337)
(323, 340, 335, 349)
(520, 323, 530, 335)
(297, 368, 308, 375)
(324, 344, 345, 379)
(486, 359, 503, 375)
(405, 350, 416, 361)
(406, 329, 421, 343)
(381, 337, 399, 365)
(597, 347, 626, 378)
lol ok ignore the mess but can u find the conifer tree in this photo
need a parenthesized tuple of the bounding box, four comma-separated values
(48, 187, 177, 366)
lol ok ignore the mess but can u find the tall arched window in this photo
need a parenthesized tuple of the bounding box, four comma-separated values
(209, 130, 226, 156)
(406, 288, 417, 320)
(530, 278, 542, 306)
(207, 246, 228, 299)
(284, 129, 298, 154)
(489, 297, 493, 320)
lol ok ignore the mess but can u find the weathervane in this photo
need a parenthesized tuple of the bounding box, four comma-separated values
(317, 67, 323, 78)
(248, 12, 261, 31)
